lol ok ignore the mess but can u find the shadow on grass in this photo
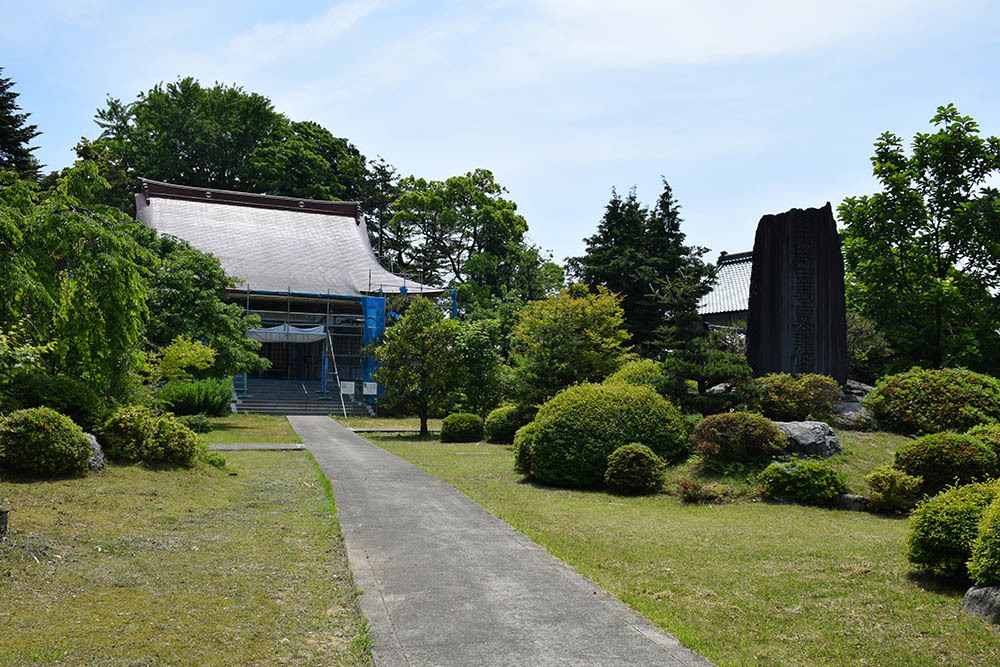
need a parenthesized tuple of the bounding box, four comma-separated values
(906, 570, 971, 597)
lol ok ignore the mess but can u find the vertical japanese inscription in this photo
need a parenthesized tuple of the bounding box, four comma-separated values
(792, 223, 816, 372)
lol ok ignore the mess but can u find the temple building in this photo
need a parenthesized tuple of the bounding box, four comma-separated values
(698, 250, 752, 328)
(136, 179, 444, 414)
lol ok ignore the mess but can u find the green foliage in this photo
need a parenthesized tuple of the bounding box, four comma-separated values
(689, 412, 785, 463)
(512, 422, 537, 475)
(839, 105, 1000, 374)
(151, 335, 215, 382)
(175, 413, 213, 433)
(846, 311, 893, 385)
(968, 496, 1000, 586)
(0, 68, 40, 177)
(0, 163, 149, 397)
(453, 319, 504, 417)
(484, 405, 533, 444)
(864, 367, 1000, 435)
(83, 77, 369, 208)
(509, 285, 633, 407)
(906, 481, 999, 578)
(567, 181, 715, 356)
(0, 371, 112, 433)
(604, 443, 666, 495)
(372, 297, 460, 435)
(528, 382, 687, 488)
(0, 407, 90, 476)
(0, 321, 50, 381)
(603, 358, 672, 397)
(440, 413, 484, 443)
(660, 330, 759, 415)
(864, 465, 924, 514)
(100, 405, 204, 467)
(157, 378, 233, 417)
(757, 460, 848, 507)
(894, 433, 997, 497)
(757, 373, 840, 422)
(675, 478, 738, 504)
(967, 423, 1000, 458)
(142, 234, 268, 377)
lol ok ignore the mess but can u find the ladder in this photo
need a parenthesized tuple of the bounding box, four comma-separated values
(326, 332, 348, 418)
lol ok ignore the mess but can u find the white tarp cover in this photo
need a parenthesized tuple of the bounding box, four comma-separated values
(247, 323, 326, 344)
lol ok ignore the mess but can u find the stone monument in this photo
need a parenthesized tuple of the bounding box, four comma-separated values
(746, 203, 848, 385)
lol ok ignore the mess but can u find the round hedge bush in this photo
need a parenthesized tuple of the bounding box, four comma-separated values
(484, 405, 532, 444)
(907, 481, 999, 578)
(528, 383, 687, 488)
(894, 433, 997, 497)
(863, 465, 923, 514)
(512, 422, 537, 475)
(0, 407, 91, 476)
(689, 412, 785, 462)
(1, 372, 111, 433)
(603, 359, 672, 397)
(967, 423, 1000, 458)
(101, 406, 203, 467)
(757, 460, 848, 507)
(969, 495, 1000, 586)
(604, 443, 666, 495)
(757, 373, 840, 422)
(440, 413, 484, 443)
(864, 367, 1000, 435)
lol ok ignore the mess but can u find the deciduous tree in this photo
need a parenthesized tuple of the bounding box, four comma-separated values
(839, 105, 1000, 373)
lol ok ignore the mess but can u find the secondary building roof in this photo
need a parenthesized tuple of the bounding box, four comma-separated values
(698, 251, 752, 315)
(135, 179, 444, 297)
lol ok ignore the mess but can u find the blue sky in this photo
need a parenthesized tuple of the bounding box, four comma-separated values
(3, 0, 999, 264)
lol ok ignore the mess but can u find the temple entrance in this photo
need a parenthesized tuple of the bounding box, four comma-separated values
(256, 341, 325, 380)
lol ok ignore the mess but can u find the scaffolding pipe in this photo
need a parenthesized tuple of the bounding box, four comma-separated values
(327, 332, 348, 418)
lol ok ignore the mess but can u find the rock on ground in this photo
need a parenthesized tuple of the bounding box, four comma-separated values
(830, 380, 875, 430)
(963, 586, 1000, 625)
(774, 421, 842, 458)
(85, 433, 105, 472)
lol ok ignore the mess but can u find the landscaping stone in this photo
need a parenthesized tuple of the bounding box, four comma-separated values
(830, 380, 875, 430)
(85, 433, 105, 472)
(837, 493, 868, 512)
(963, 586, 1000, 625)
(774, 421, 842, 458)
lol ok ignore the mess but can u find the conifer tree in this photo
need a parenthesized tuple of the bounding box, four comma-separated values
(0, 69, 40, 178)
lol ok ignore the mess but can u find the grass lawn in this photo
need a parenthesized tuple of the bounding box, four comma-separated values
(332, 416, 442, 430)
(200, 414, 301, 444)
(0, 452, 370, 665)
(372, 432, 1000, 667)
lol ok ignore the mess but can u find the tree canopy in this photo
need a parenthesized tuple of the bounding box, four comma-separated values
(81, 77, 369, 210)
(568, 181, 715, 357)
(0, 69, 40, 178)
(839, 104, 1000, 373)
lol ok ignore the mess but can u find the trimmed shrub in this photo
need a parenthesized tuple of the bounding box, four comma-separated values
(512, 422, 537, 475)
(689, 412, 784, 463)
(1, 372, 111, 432)
(907, 481, 999, 578)
(864, 465, 923, 514)
(603, 359, 672, 398)
(176, 413, 213, 433)
(969, 495, 1000, 586)
(0, 407, 91, 476)
(967, 423, 1000, 458)
(675, 479, 737, 504)
(757, 460, 848, 507)
(101, 406, 203, 467)
(484, 405, 533, 444)
(604, 443, 666, 495)
(894, 433, 997, 497)
(157, 378, 233, 417)
(440, 413, 484, 443)
(864, 367, 1000, 435)
(757, 373, 840, 422)
(529, 383, 687, 488)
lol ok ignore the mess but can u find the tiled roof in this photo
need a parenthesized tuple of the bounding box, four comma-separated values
(135, 179, 444, 297)
(698, 251, 752, 315)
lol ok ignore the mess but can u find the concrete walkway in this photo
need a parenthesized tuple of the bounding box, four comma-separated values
(288, 416, 712, 667)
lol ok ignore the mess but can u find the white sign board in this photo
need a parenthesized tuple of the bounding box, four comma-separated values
(340, 381, 355, 394)
(363, 382, 378, 395)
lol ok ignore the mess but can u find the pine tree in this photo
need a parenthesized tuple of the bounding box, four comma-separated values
(568, 180, 715, 357)
(0, 69, 40, 177)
